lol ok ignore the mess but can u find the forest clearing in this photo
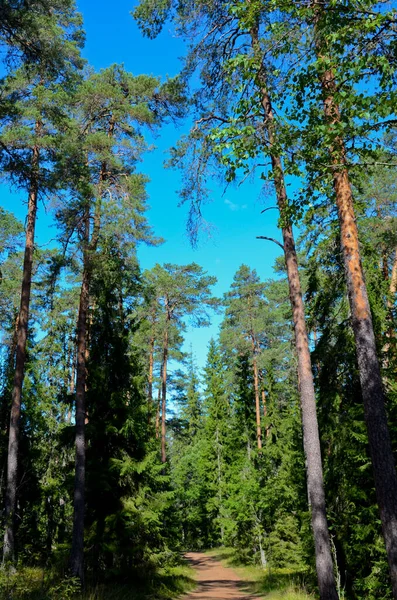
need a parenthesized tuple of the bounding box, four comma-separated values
(1, 0, 397, 599)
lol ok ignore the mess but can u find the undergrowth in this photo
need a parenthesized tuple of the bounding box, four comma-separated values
(0, 563, 195, 600)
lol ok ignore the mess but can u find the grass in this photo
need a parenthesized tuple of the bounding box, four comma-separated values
(0, 562, 196, 600)
(206, 548, 315, 600)
(81, 564, 196, 600)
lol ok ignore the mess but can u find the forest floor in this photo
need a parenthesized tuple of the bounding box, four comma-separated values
(0, 550, 313, 599)
(0, 562, 196, 600)
(181, 552, 262, 599)
(182, 549, 313, 600)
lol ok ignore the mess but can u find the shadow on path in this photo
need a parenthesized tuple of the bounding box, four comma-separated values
(182, 552, 261, 600)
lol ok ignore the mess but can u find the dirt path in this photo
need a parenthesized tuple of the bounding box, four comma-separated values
(182, 552, 262, 600)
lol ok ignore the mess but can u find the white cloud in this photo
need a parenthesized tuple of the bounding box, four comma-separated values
(224, 199, 247, 211)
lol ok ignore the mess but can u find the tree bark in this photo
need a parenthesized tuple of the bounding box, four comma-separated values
(3, 140, 39, 565)
(155, 379, 161, 440)
(69, 210, 90, 583)
(148, 333, 155, 423)
(69, 135, 109, 580)
(251, 27, 338, 600)
(67, 343, 76, 423)
(161, 327, 169, 463)
(390, 250, 397, 296)
(252, 350, 262, 450)
(319, 61, 397, 596)
(261, 389, 270, 438)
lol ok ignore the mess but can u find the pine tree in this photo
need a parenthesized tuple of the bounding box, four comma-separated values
(133, 2, 338, 593)
(221, 265, 268, 451)
(57, 64, 168, 581)
(0, 8, 83, 562)
(283, 1, 397, 591)
(143, 263, 217, 463)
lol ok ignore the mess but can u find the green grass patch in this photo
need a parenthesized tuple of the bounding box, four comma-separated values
(0, 562, 196, 600)
(206, 548, 314, 600)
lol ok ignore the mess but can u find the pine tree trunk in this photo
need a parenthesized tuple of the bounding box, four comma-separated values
(386, 249, 397, 345)
(335, 165, 397, 597)
(318, 55, 397, 595)
(251, 27, 338, 599)
(252, 353, 262, 450)
(261, 389, 270, 438)
(69, 213, 90, 583)
(283, 220, 337, 600)
(390, 250, 397, 296)
(3, 142, 39, 565)
(148, 334, 154, 423)
(161, 329, 168, 463)
(67, 343, 76, 423)
(155, 380, 161, 440)
(69, 135, 108, 582)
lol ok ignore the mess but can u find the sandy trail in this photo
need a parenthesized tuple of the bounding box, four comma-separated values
(182, 552, 262, 600)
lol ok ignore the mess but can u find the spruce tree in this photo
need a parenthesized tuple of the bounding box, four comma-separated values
(133, 2, 338, 593)
(58, 64, 169, 581)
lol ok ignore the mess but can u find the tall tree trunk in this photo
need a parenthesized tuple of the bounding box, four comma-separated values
(3, 141, 39, 565)
(155, 380, 161, 440)
(69, 127, 110, 581)
(283, 220, 337, 600)
(69, 211, 90, 583)
(381, 248, 396, 371)
(390, 250, 397, 296)
(148, 333, 155, 423)
(261, 389, 270, 438)
(386, 249, 397, 346)
(161, 328, 168, 463)
(252, 351, 262, 450)
(251, 27, 338, 599)
(319, 60, 397, 595)
(67, 342, 77, 423)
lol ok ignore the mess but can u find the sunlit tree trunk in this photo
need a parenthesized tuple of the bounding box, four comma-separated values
(155, 377, 161, 440)
(148, 333, 155, 422)
(319, 58, 397, 596)
(261, 389, 270, 438)
(390, 250, 397, 296)
(251, 26, 338, 599)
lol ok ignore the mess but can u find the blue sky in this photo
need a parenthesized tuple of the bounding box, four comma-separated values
(1, 0, 286, 373)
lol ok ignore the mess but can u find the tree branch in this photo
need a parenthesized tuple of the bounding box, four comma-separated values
(256, 236, 284, 250)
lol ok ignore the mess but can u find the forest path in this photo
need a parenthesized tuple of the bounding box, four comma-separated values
(182, 552, 262, 600)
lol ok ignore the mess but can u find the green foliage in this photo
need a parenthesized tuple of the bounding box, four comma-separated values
(0, 563, 195, 599)
(169, 264, 307, 572)
(1, 2, 397, 599)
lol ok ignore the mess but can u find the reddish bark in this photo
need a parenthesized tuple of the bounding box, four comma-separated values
(318, 49, 397, 594)
(148, 333, 155, 423)
(261, 389, 270, 438)
(161, 328, 168, 463)
(250, 25, 338, 599)
(3, 139, 39, 564)
(69, 208, 90, 583)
